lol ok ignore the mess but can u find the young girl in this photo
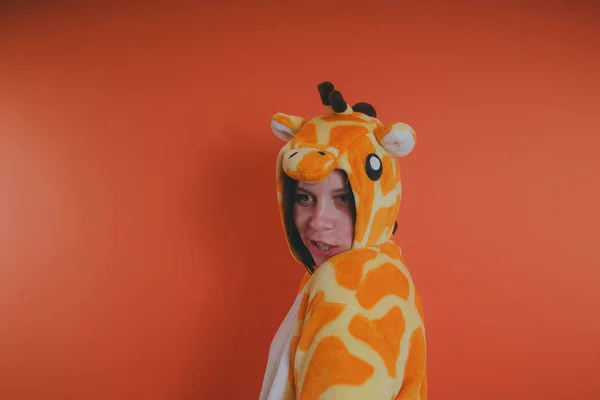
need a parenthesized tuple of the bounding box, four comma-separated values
(260, 82, 427, 400)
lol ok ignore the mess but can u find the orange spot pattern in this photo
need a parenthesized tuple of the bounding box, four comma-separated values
(374, 123, 393, 143)
(293, 142, 328, 150)
(420, 371, 428, 399)
(350, 137, 377, 244)
(331, 249, 378, 290)
(289, 292, 310, 387)
(356, 263, 410, 309)
(274, 113, 293, 128)
(395, 327, 427, 399)
(299, 336, 374, 400)
(297, 272, 312, 294)
(296, 151, 336, 178)
(372, 306, 405, 377)
(348, 308, 404, 378)
(380, 241, 405, 264)
(298, 291, 345, 352)
(296, 122, 317, 143)
(368, 205, 396, 245)
(329, 124, 369, 145)
(415, 292, 425, 323)
(298, 293, 309, 321)
(288, 335, 300, 386)
(381, 155, 397, 196)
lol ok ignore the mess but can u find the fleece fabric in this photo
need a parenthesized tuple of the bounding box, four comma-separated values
(260, 81, 427, 400)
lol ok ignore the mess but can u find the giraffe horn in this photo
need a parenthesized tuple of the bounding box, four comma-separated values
(329, 90, 349, 114)
(352, 102, 377, 118)
(317, 81, 335, 106)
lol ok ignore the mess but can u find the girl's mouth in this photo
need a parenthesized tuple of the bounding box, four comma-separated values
(313, 241, 331, 251)
(309, 240, 338, 256)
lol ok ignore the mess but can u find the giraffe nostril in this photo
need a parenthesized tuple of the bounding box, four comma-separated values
(318, 151, 326, 156)
(289, 152, 298, 158)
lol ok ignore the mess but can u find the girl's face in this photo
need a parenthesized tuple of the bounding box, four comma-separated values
(293, 170, 355, 267)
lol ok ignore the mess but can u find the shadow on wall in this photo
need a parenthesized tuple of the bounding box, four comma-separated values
(180, 126, 299, 398)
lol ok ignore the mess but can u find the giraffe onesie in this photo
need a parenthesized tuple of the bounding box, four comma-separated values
(262, 82, 427, 399)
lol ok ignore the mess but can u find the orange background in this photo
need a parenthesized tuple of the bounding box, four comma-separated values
(1, 1, 599, 399)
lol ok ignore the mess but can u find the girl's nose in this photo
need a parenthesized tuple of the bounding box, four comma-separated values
(309, 202, 335, 231)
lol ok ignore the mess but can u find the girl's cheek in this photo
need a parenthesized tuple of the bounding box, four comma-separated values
(294, 207, 308, 226)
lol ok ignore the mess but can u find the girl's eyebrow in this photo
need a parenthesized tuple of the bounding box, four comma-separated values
(296, 187, 314, 196)
(333, 189, 350, 195)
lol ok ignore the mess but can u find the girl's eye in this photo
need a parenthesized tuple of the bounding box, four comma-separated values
(336, 194, 350, 204)
(295, 194, 313, 205)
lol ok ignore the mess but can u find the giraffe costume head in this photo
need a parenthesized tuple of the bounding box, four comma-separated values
(273, 81, 416, 272)
(264, 82, 427, 399)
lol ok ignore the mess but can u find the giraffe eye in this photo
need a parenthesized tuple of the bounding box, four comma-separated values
(365, 154, 382, 181)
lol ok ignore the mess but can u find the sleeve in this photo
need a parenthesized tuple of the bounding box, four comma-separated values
(292, 289, 396, 399)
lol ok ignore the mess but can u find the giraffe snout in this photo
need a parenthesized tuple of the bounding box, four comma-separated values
(282, 147, 338, 182)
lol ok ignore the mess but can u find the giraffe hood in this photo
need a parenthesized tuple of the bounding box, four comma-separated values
(272, 81, 417, 271)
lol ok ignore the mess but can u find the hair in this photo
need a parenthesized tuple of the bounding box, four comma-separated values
(282, 170, 356, 274)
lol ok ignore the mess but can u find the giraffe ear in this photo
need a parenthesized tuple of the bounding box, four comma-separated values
(271, 113, 305, 142)
(376, 122, 416, 158)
